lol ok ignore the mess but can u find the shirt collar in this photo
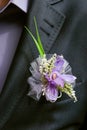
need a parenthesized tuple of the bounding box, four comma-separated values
(0, 0, 28, 13)
(11, 0, 28, 13)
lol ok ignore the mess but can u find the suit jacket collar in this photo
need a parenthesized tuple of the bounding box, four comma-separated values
(48, 0, 63, 4)
(0, 0, 65, 129)
(23, 0, 65, 58)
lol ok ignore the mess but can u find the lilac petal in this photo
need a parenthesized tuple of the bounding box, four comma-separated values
(54, 77, 64, 87)
(61, 74, 76, 84)
(54, 56, 64, 72)
(45, 82, 58, 102)
(45, 74, 51, 82)
(50, 71, 64, 87)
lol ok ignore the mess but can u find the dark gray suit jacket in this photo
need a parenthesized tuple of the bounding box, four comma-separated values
(0, 0, 87, 129)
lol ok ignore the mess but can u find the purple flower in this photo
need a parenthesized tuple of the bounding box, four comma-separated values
(54, 56, 64, 72)
(45, 81, 58, 102)
(45, 56, 76, 102)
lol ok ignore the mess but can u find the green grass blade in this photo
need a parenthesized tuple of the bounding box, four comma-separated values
(34, 17, 45, 56)
(24, 26, 43, 56)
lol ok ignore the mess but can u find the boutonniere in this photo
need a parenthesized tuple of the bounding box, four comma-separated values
(25, 17, 77, 103)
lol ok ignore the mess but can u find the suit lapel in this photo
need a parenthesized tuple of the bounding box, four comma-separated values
(0, 35, 32, 129)
(48, 0, 63, 5)
(25, 0, 65, 58)
(0, 6, 33, 129)
(0, 0, 65, 129)
(39, 3, 65, 53)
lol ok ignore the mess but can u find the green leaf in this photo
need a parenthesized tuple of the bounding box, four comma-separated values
(24, 17, 45, 57)
(24, 26, 44, 57)
(34, 17, 45, 55)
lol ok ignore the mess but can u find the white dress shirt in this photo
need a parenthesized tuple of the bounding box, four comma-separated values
(0, 0, 29, 93)
(0, 0, 28, 13)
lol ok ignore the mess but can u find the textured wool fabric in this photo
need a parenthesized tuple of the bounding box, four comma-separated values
(0, 0, 87, 130)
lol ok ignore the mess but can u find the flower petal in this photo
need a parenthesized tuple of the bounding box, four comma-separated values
(50, 71, 64, 87)
(45, 82, 58, 102)
(54, 56, 64, 72)
(61, 74, 76, 84)
(54, 77, 64, 87)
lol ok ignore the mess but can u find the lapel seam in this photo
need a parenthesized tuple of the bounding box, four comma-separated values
(48, 0, 63, 5)
(43, 3, 66, 52)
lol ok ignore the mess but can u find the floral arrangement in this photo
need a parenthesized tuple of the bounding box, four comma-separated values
(25, 17, 77, 103)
